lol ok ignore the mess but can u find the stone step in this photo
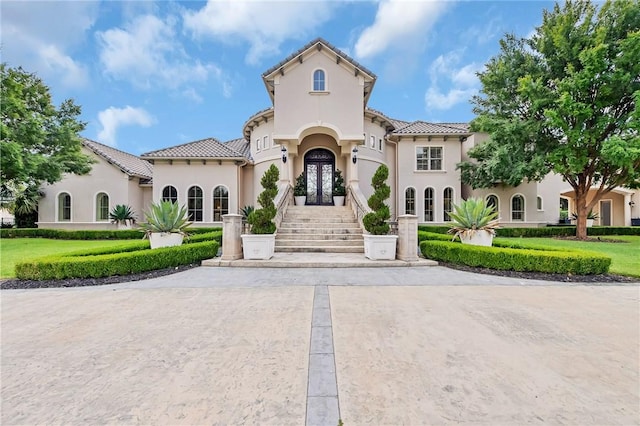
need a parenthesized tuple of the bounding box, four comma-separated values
(279, 221, 359, 228)
(277, 228, 362, 235)
(275, 246, 365, 253)
(276, 234, 363, 242)
(275, 238, 363, 247)
(281, 216, 357, 222)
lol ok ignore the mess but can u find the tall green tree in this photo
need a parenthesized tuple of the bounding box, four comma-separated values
(459, 0, 640, 239)
(1, 64, 93, 215)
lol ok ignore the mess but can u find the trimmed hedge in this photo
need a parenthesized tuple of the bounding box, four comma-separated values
(0, 227, 222, 240)
(15, 240, 220, 280)
(420, 239, 611, 275)
(418, 225, 640, 237)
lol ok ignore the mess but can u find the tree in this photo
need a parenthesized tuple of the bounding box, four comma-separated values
(459, 0, 640, 239)
(0, 63, 94, 216)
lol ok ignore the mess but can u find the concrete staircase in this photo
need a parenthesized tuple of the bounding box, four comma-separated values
(276, 205, 364, 253)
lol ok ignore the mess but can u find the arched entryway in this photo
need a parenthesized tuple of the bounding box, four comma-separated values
(304, 148, 335, 205)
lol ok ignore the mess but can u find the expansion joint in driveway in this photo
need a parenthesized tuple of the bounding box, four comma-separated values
(305, 285, 340, 426)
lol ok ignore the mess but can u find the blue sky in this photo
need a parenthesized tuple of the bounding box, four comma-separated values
(2, 1, 556, 155)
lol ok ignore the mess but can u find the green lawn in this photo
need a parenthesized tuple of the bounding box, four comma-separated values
(496, 236, 640, 277)
(0, 238, 139, 278)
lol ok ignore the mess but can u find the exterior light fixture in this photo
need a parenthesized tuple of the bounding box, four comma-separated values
(630, 201, 636, 207)
(352, 146, 358, 164)
(281, 145, 287, 163)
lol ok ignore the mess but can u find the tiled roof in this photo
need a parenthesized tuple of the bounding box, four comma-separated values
(365, 107, 409, 130)
(82, 139, 153, 179)
(262, 37, 376, 79)
(141, 137, 247, 159)
(392, 121, 470, 135)
(225, 138, 252, 160)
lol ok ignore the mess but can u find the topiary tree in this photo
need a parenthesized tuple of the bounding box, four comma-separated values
(294, 172, 306, 196)
(333, 169, 346, 196)
(247, 164, 279, 234)
(363, 164, 391, 235)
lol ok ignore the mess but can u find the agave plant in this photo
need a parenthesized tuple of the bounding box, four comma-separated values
(109, 204, 136, 226)
(138, 200, 191, 236)
(447, 197, 500, 241)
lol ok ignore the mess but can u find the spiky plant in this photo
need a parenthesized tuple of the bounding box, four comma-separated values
(447, 197, 500, 240)
(240, 205, 255, 220)
(139, 200, 191, 236)
(109, 204, 136, 226)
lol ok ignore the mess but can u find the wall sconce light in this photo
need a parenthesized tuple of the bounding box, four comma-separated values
(352, 146, 358, 164)
(281, 145, 287, 163)
(629, 201, 636, 207)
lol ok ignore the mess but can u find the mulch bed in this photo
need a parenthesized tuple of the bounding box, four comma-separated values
(0, 264, 200, 290)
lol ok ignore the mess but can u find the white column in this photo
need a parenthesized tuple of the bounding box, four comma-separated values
(397, 214, 419, 261)
(221, 214, 243, 260)
(624, 194, 632, 226)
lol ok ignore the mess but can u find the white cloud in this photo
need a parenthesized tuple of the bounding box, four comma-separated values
(182, 1, 337, 65)
(425, 51, 483, 111)
(97, 14, 224, 92)
(0, 1, 97, 88)
(354, 0, 450, 59)
(97, 106, 156, 147)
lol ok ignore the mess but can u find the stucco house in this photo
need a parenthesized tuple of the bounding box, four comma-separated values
(38, 38, 639, 230)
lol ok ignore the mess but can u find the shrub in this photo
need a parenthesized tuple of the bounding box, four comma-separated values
(448, 197, 499, 241)
(417, 225, 640, 238)
(333, 169, 346, 196)
(109, 204, 136, 226)
(363, 164, 391, 235)
(294, 172, 306, 197)
(139, 200, 191, 236)
(15, 240, 219, 280)
(247, 164, 279, 234)
(0, 227, 221, 239)
(420, 239, 611, 275)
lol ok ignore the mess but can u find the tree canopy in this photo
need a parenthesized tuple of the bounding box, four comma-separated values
(1, 64, 93, 213)
(459, 0, 640, 239)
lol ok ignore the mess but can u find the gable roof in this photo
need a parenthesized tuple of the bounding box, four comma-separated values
(82, 138, 153, 179)
(225, 138, 252, 160)
(262, 38, 377, 105)
(392, 121, 470, 135)
(140, 137, 249, 160)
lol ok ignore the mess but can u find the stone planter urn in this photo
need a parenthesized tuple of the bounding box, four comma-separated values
(333, 196, 345, 206)
(149, 232, 184, 249)
(459, 230, 494, 247)
(294, 196, 306, 206)
(241, 234, 276, 260)
(363, 234, 398, 260)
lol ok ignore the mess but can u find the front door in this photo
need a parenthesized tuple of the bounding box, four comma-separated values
(600, 200, 612, 226)
(304, 148, 334, 205)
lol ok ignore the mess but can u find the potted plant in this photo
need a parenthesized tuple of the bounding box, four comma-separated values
(572, 210, 599, 227)
(139, 200, 191, 249)
(333, 169, 346, 206)
(362, 164, 397, 260)
(448, 197, 500, 246)
(109, 204, 136, 229)
(559, 210, 570, 225)
(294, 172, 306, 206)
(242, 164, 279, 259)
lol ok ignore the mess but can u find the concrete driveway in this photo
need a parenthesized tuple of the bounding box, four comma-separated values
(2, 266, 638, 425)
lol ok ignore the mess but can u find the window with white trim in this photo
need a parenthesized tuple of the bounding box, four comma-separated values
(416, 147, 443, 170)
(370, 135, 376, 148)
(486, 194, 499, 213)
(313, 69, 325, 91)
(263, 135, 269, 149)
(58, 192, 71, 221)
(378, 138, 383, 151)
(443, 187, 453, 221)
(162, 185, 177, 203)
(424, 187, 434, 222)
(256, 138, 261, 151)
(512, 195, 525, 221)
(188, 186, 203, 222)
(537, 196, 543, 210)
(213, 185, 229, 221)
(405, 187, 415, 215)
(96, 192, 109, 221)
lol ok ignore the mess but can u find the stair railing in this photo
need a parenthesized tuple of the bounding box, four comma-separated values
(274, 183, 293, 229)
(346, 184, 371, 230)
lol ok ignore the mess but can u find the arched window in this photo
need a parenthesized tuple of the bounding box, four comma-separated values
(313, 69, 325, 91)
(58, 192, 71, 221)
(96, 192, 109, 221)
(213, 185, 229, 221)
(537, 196, 543, 210)
(424, 187, 434, 222)
(443, 187, 454, 222)
(162, 185, 177, 203)
(486, 194, 499, 213)
(405, 187, 415, 215)
(511, 195, 525, 221)
(188, 186, 203, 222)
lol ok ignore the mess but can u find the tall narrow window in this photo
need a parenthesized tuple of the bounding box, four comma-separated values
(188, 186, 203, 222)
(213, 185, 229, 221)
(313, 69, 325, 91)
(263, 135, 269, 149)
(370, 135, 376, 148)
(537, 196, 543, 210)
(162, 185, 177, 203)
(378, 138, 383, 151)
(443, 187, 453, 222)
(96, 192, 109, 221)
(58, 192, 71, 221)
(405, 188, 415, 215)
(424, 187, 434, 221)
(512, 195, 525, 221)
(486, 195, 499, 213)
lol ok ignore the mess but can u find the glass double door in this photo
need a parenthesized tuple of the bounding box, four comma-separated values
(305, 149, 335, 205)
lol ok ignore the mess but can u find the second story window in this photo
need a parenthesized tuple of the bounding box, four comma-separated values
(313, 69, 325, 91)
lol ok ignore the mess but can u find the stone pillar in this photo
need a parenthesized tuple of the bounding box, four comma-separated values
(397, 214, 418, 261)
(221, 214, 243, 260)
